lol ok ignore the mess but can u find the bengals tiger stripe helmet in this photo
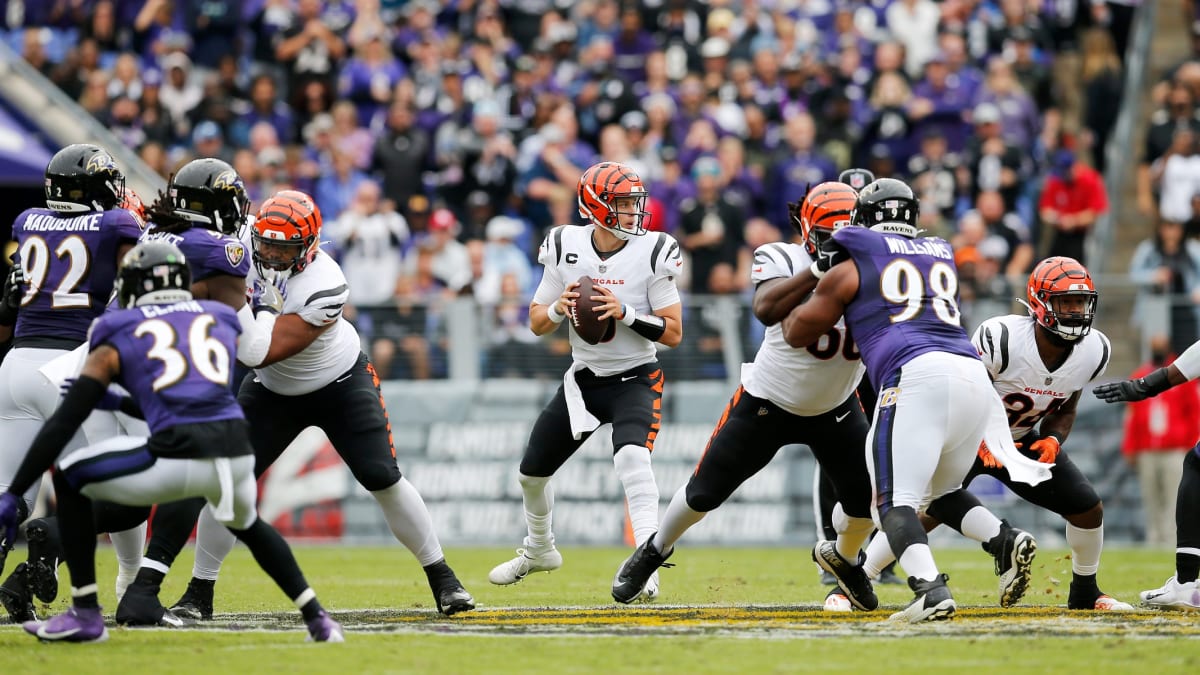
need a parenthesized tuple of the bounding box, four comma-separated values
(252, 190, 322, 278)
(1025, 256, 1097, 341)
(120, 187, 146, 228)
(577, 161, 650, 239)
(798, 181, 859, 255)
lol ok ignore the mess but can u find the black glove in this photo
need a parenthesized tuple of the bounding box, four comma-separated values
(0, 262, 24, 327)
(810, 238, 849, 279)
(1092, 368, 1171, 403)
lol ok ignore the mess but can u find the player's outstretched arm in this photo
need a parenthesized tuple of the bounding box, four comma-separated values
(1093, 338, 1200, 402)
(781, 262, 856, 349)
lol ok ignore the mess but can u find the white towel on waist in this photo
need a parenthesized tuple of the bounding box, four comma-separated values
(211, 457, 235, 522)
(563, 362, 600, 440)
(983, 401, 1055, 486)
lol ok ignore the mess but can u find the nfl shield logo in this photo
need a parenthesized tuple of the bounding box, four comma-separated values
(225, 241, 246, 267)
(849, 174, 866, 189)
(599, 264, 607, 274)
(1044, 377, 1053, 385)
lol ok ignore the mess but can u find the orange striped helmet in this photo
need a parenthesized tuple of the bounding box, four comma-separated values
(252, 190, 322, 277)
(119, 187, 146, 228)
(577, 161, 650, 239)
(1025, 256, 1097, 341)
(799, 181, 859, 255)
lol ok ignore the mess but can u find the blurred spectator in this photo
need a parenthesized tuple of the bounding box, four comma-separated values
(1139, 84, 1200, 217)
(276, 0, 346, 103)
(233, 75, 296, 149)
(473, 216, 534, 306)
(191, 120, 232, 163)
(908, 129, 961, 228)
(330, 181, 410, 295)
(1081, 28, 1124, 173)
(679, 157, 748, 294)
(371, 102, 431, 210)
(962, 101, 1028, 213)
(909, 51, 973, 153)
(337, 27, 405, 127)
(859, 71, 916, 167)
(189, 0, 241, 71)
(648, 148, 694, 235)
(1153, 128, 1200, 224)
(1039, 149, 1108, 264)
(330, 99, 374, 169)
(770, 112, 837, 228)
(1129, 218, 1200, 355)
(1120, 335, 1200, 547)
(716, 136, 766, 219)
(314, 148, 368, 221)
(974, 190, 1034, 278)
(974, 57, 1040, 150)
(415, 208, 473, 294)
(886, 0, 941, 78)
(138, 69, 176, 146)
(107, 94, 146, 150)
(159, 52, 202, 139)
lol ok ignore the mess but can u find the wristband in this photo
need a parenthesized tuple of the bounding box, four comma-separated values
(809, 260, 826, 280)
(546, 302, 566, 324)
(620, 304, 636, 326)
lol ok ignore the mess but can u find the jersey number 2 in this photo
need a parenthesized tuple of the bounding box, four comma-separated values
(135, 315, 231, 391)
(19, 235, 91, 309)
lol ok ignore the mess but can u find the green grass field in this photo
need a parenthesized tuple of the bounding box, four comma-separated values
(2, 544, 1200, 673)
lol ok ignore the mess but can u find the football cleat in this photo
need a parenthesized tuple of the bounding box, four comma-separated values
(823, 588, 852, 612)
(991, 523, 1036, 607)
(426, 561, 475, 616)
(305, 610, 345, 642)
(115, 581, 184, 627)
(612, 534, 674, 605)
(170, 577, 215, 621)
(1092, 594, 1135, 611)
(633, 571, 661, 603)
(890, 574, 956, 623)
(1140, 576, 1200, 611)
(812, 540, 878, 611)
(24, 605, 108, 643)
(23, 519, 61, 604)
(0, 562, 37, 623)
(489, 543, 563, 586)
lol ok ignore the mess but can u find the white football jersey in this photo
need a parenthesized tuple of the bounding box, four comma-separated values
(972, 314, 1111, 440)
(532, 224, 682, 376)
(740, 242, 866, 416)
(246, 250, 362, 395)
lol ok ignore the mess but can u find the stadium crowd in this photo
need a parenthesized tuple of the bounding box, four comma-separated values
(0, 0, 1135, 379)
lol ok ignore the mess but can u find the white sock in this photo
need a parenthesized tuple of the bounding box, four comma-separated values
(613, 445, 660, 547)
(898, 543, 940, 583)
(193, 505, 237, 581)
(657, 485, 705, 552)
(109, 522, 146, 576)
(863, 532, 896, 579)
(832, 503, 874, 561)
(1066, 522, 1103, 576)
(373, 478, 445, 566)
(110, 522, 146, 600)
(518, 473, 555, 551)
(959, 506, 1003, 545)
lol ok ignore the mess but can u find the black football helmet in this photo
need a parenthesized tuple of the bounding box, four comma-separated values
(44, 143, 125, 213)
(838, 167, 875, 192)
(852, 178, 920, 237)
(169, 158, 250, 235)
(116, 240, 193, 308)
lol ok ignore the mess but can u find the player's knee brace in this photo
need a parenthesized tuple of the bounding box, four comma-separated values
(880, 506, 926, 553)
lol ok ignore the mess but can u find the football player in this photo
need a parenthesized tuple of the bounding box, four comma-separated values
(611, 182, 882, 610)
(1094, 304, 1200, 609)
(859, 257, 1134, 611)
(111, 158, 279, 625)
(0, 241, 343, 643)
(178, 190, 475, 616)
(779, 178, 1052, 622)
(0, 144, 147, 623)
(488, 161, 683, 601)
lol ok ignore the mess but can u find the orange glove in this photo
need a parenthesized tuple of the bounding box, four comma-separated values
(1029, 435, 1062, 464)
(977, 441, 1004, 469)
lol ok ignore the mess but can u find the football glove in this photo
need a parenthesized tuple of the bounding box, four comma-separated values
(810, 238, 849, 280)
(252, 277, 286, 315)
(0, 261, 24, 327)
(1092, 368, 1170, 403)
(977, 442, 1004, 469)
(1028, 435, 1061, 464)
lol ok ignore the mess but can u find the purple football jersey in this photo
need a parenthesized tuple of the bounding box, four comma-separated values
(12, 207, 142, 343)
(833, 227, 978, 387)
(89, 299, 244, 436)
(140, 226, 250, 281)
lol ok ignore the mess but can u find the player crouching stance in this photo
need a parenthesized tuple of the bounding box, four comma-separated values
(0, 242, 342, 642)
(488, 162, 683, 601)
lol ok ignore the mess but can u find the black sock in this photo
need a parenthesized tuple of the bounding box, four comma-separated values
(423, 558, 451, 582)
(51, 473, 97, 601)
(132, 566, 166, 590)
(300, 598, 324, 622)
(143, 498, 206, 567)
(228, 519, 311, 601)
(1071, 572, 1098, 591)
(816, 470, 839, 542)
(1177, 553, 1200, 584)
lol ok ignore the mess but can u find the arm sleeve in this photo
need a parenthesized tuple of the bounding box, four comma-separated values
(236, 303, 277, 367)
(296, 283, 349, 327)
(971, 320, 1003, 379)
(531, 228, 566, 306)
(751, 243, 805, 284)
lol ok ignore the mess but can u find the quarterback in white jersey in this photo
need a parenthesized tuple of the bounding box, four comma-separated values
(612, 182, 883, 610)
(861, 257, 1133, 611)
(489, 162, 683, 601)
(181, 190, 476, 617)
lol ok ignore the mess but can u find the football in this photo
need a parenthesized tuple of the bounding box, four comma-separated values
(569, 275, 615, 345)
